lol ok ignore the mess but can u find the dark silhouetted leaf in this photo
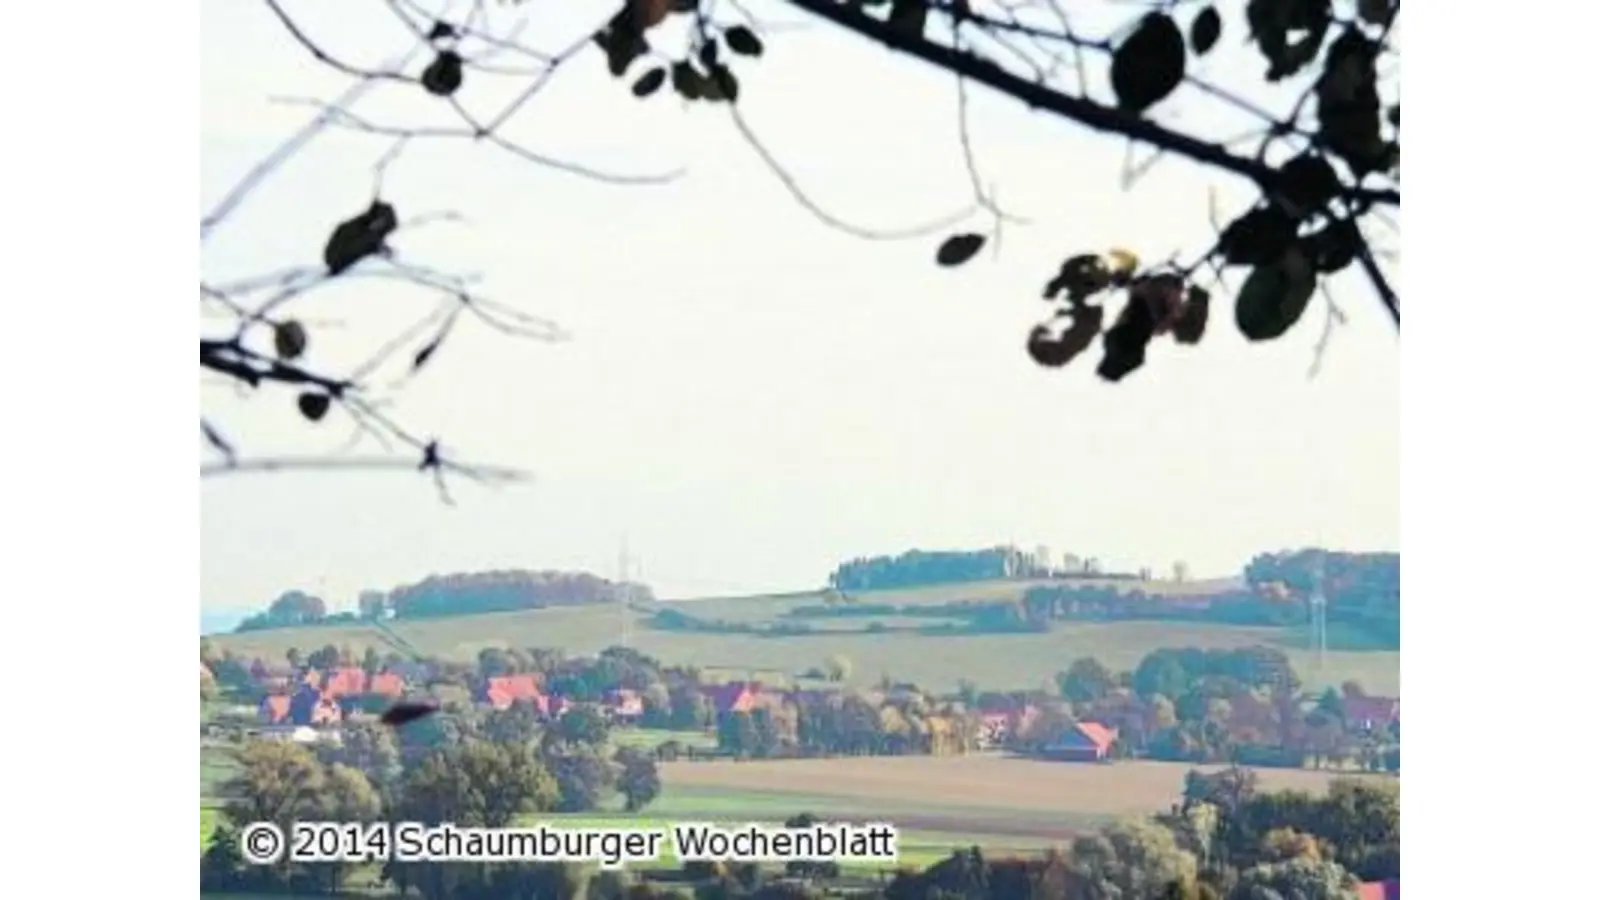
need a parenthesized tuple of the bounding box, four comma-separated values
(1111, 13, 1186, 114)
(596, 26, 649, 78)
(1316, 31, 1386, 175)
(273, 320, 308, 360)
(1357, 0, 1397, 28)
(1131, 274, 1186, 336)
(708, 65, 740, 103)
(1097, 343, 1146, 382)
(1387, 105, 1399, 128)
(1303, 221, 1360, 274)
(1235, 246, 1317, 341)
(671, 62, 703, 99)
(421, 51, 464, 97)
(427, 22, 456, 42)
(1026, 326, 1074, 368)
(724, 25, 765, 57)
(1044, 254, 1112, 301)
(1028, 305, 1106, 369)
(1274, 154, 1342, 216)
(1173, 286, 1210, 344)
(1057, 305, 1105, 359)
(324, 201, 399, 275)
(1247, 0, 1332, 81)
(1219, 206, 1296, 267)
(632, 67, 667, 98)
(633, 0, 672, 29)
(380, 701, 439, 727)
(936, 233, 987, 267)
(1190, 7, 1222, 56)
(1098, 290, 1160, 381)
(297, 392, 332, 422)
(698, 39, 720, 69)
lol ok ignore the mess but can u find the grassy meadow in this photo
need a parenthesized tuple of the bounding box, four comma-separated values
(207, 579, 1398, 695)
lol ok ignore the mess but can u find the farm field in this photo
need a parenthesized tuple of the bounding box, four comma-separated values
(660, 756, 1388, 826)
(208, 581, 1397, 694)
(202, 750, 1391, 859)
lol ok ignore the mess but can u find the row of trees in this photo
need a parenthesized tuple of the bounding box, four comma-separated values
(234, 589, 337, 632)
(827, 547, 1048, 591)
(228, 570, 656, 633)
(387, 570, 656, 619)
(1245, 551, 1400, 648)
(716, 691, 983, 759)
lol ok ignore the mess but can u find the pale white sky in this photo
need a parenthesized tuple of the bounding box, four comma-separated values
(200, 0, 1398, 611)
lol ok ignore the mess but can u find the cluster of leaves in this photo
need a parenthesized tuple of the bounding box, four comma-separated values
(929, 0, 1398, 382)
(597, 0, 766, 104)
(225, 0, 1399, 492)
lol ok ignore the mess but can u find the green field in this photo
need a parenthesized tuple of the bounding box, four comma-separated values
(611, 728, 720, 753)
(208, 580, 1397, 694)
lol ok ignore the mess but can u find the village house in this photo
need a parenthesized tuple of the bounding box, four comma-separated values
(973, 699, 1041, 750)
(319, 666, 369, 698)
(477, 673, 549, 714)
(1038, 721, 1119, 762)
(603, 688, 645, 723)
(256, 666, 410, 728)
(258, 685, 342, 728)
(704, 681, 765, 715)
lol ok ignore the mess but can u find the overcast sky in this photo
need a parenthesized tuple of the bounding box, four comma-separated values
(200, 0, 1398, 612)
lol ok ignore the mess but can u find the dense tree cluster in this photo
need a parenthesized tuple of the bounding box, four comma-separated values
(828, 547, 1035, 591)
(234, 590, 331, 632)
(1244, 551, 1399, 647)
(1048, 649, 1395, 771)
(229, 570, 656, 633)
(716, 690, 982, 759)
(203, 689, 664, 897)
(387, 570, 656, 620)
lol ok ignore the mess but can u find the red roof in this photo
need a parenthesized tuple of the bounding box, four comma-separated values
(1358, 879, 1399, 900)
(704, 681, 761, 714)
(260, 694, 291, 724)
(320, 667, 368, 698)
(482, 674, 546, 712)
(368, 672, 405, 698)
(1073, 721, 1119, 750)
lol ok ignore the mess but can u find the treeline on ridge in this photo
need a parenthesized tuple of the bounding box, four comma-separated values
(648, 550, 1399, 650)
(234, 570, 653, 632)
(827, 546, 1136, 591)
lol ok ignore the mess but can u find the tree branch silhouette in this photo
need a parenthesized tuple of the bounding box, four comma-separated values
(205, 0, 1399, 486)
